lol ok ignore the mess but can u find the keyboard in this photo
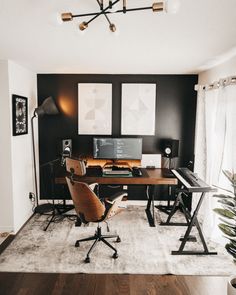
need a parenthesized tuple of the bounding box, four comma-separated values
(172, 167, 214, 192)
(176, 168, 200, 187)
(103, 170, 131, 175)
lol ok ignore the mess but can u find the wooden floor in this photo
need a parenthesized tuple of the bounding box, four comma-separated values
(0, 273, 228, 295)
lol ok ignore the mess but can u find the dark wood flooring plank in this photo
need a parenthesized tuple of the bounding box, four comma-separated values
(104, 274, 130, 295)
(0, 273, 228, 295)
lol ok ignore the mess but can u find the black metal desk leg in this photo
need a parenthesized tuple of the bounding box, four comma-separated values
(145, 185, 156, 227)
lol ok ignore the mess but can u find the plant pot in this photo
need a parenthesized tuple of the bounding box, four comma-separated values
(228, 276, 236, 295)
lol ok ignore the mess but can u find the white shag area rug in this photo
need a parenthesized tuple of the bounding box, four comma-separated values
(0, 206, 235, 275)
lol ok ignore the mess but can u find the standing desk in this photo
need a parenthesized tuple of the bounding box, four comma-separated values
(55, 168, 177, 227)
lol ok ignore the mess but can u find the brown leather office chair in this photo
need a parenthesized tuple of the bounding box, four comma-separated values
(65, 157, 127, 263)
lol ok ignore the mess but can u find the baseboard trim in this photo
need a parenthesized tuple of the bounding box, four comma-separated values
(0, 226, 14, 232)
(0, 234, 15, 255)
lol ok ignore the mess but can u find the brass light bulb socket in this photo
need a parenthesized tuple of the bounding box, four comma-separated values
(123, 0, 127, 13)
(109, 24, 116, 32)
(61, 12, 73, 22)
(152, 2, 164, 12)
(79, 22, 88, 31)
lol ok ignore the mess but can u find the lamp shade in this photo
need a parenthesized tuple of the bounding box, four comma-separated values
(35, 96, 59, 117)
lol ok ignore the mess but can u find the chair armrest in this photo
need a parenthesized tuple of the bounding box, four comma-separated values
(88, 183, 99, 192)
(104, 192, 127, 220)
(105, 191, 127, 204)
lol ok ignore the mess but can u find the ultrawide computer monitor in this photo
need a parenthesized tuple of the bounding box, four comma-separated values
(93, 138, 142, 160)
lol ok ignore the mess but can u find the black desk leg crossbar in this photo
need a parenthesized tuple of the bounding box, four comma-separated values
(171, 192, 217, 255)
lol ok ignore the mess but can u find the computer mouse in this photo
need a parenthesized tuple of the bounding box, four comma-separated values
(132, 167, 142, 176)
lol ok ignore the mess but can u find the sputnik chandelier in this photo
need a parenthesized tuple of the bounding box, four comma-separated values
(61, 0, 180, 32)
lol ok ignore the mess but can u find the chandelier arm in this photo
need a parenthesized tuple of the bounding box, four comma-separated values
(116, 6, 153, 13)
(72, 5, 153, 19)
(85, 0, 120, 25)
(96, 0, 113, 26)
(73, 12, 102, 18)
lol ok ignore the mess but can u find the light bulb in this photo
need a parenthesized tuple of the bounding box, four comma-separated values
(165, 0, 180, 14)
(61, 12, 73, 22)
(79, 21, 88, 31)
(109, 23, 116, 32)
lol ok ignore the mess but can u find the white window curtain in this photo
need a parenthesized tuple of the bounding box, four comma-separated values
(194, 82, 236, 242)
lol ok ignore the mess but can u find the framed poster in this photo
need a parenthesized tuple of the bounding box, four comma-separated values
(12, 94, 28, 136)
(121, 83, 156, 135)
(78, 83, 112, 135)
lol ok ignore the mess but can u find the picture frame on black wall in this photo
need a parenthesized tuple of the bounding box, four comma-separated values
(121, 83, 156, 135)
(78, 83, 112, 135)
(12, 94, 28, 136)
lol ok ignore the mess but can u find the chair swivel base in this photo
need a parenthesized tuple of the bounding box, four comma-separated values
(75, 225, 121, 263)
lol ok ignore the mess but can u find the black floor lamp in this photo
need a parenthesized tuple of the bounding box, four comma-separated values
(31, 96, 59, 214)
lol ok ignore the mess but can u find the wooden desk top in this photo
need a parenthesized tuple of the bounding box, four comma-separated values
(55, 168, 177, 186)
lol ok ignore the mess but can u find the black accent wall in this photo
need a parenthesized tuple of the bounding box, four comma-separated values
(37, 74, 198, 200)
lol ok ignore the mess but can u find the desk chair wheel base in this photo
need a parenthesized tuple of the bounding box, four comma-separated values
(75, 217, 82, 227)
(85, 256, 90, 263)
(112, 252, 118, 259)
(75, 225, 120, 263)
(75, 241, 80, 247)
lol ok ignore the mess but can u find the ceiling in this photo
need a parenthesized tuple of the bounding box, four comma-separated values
(0, 0, 236, 74)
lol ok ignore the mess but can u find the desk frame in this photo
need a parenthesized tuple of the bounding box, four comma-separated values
(55, 168, 177, 227)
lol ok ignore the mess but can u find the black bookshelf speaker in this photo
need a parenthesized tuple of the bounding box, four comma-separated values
(62, 139, 72, 158)
(162, 139, 179, 158)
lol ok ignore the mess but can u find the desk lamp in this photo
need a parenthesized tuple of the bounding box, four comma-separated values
(31, 97, 59, 213)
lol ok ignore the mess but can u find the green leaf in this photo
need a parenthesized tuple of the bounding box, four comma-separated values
(225, 237, 236, 248)
(226, 243, 236, 259)
(213, 208, 236, 219)
(218, 198, 236, 207)
(213, 194, 234, 200)
(226, 207, 236, 216)
(219, 224, 236, 237)
(219, 217, 235, 227)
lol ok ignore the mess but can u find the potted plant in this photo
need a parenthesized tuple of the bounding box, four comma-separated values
(213, 170, 236, 294)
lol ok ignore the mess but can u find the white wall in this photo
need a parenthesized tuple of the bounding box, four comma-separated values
(0, 60, 14, 232)
(199, 55, 236, 84)
(8, 61, 37, 232)
(0, 60, 37, 233)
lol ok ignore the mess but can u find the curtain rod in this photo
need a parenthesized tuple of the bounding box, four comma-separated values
(195, 75, 236, 91)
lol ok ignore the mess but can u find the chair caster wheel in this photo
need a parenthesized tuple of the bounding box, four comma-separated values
(112, 252, 118, 259)
(75, 241, 80, 247)
(75, 218, 82, 227)
(116, 236, 121, 243)
(85, 257, 90, 263)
